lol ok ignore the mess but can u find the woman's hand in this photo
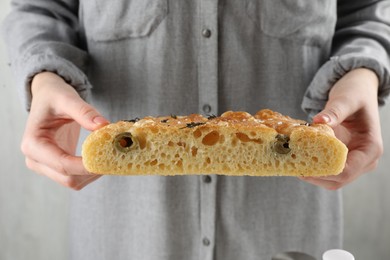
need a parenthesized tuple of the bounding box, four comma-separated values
(301, 68, 383, 190)
(21, 72, 109, 190)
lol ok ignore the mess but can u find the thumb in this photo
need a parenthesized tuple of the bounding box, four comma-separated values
(312, 97, 356, 127)
(64, 95, 110, 131)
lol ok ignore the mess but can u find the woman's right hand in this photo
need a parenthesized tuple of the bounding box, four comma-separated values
(21, 72, 109, 190)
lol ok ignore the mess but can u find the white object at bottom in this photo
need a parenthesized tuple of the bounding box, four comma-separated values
(322, 249, 355, 260)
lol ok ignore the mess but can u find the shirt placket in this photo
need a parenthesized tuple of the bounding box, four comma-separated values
(198, 0, 218, 116)
(198, 1, 219, 260)
(199, 173, 218, 260)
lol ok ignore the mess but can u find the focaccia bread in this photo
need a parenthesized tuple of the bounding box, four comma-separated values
(82, 109, 348, 176)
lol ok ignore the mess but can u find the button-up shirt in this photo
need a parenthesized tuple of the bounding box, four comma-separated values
(3, 0, 390, 259)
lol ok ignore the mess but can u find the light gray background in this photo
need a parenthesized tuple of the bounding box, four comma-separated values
(0, 1, 389, 259)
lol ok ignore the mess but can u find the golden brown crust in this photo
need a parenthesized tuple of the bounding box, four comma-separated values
(82, 109, 348, 176)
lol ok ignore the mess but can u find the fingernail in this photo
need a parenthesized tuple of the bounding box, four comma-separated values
(93, 116, 109, 125)
(321, 114, 331, 124)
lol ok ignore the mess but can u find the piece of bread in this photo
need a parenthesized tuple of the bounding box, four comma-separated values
(82, 109, 348, 176)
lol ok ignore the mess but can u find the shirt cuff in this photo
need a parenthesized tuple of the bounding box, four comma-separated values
(15, 52, 92, 111)
(301, 54, 390, 119)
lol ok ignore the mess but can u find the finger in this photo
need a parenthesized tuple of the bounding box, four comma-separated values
(22, 137, 93, 176)
(312, 95, 358, 127)
(26, 158, 101, 190)
(320, 148, 377, 182)
(58, 94, 110, 131)
(75, 175, 102, 190)
(299, 176, 342, 190)
(300, 147, 378, 190)
(299, 159, 356, 189)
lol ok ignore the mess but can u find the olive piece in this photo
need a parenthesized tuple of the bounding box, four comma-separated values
(273, 134, 291, 154)
(114, 132, 135, 152)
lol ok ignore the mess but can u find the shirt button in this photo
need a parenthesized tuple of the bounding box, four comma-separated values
(202, 237, 211, 246)
(202, 104, 212, 114)
(203, 175, 212, 183)
(202, 29, 212, 38)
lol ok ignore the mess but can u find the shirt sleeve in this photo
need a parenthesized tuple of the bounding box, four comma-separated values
(1, 0, 91, 111)
(301, 0, 390, 118)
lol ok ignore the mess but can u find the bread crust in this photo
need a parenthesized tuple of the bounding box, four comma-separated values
(82, 109, 348, 176)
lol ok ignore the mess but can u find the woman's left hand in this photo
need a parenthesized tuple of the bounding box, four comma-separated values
(300, 68, 383, 190)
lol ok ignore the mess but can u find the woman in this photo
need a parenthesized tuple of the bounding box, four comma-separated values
(2, 0, 389, 259)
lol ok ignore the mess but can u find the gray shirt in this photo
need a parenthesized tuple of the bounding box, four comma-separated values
(3, 0, 390, 259)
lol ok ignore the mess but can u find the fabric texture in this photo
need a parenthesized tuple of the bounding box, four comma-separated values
(302, 0, 390, 118)
(2, 0, 390, 259)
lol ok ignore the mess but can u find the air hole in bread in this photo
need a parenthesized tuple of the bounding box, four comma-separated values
(236, 132, 251, 142)
(102, 133, 111, 140)
(219, 134, 225, 144)
(177, 141, 186, 147)
(193, 129, 202, 138)
(176, 159, 183, 169)
(312, 156, 318, 162)
(275, 159, 280, 167)
(191, 147, 198, 157)
(202, 131, 220, 146)
(288, 162, 296, 169)
(236, 132, 263, 144)
(138, 134, 147, 149)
